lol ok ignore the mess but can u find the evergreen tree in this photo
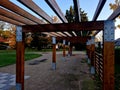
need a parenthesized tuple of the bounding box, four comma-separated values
(65, 6, 88, 50)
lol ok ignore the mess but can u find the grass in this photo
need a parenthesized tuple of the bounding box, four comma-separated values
(0, 50, 42, 67)
(81, 79, 95, 90)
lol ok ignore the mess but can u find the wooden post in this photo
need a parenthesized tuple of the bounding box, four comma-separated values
(103, 20, 114, 90)
(63, 40, 66, 57)
(88, 40, 91, 64)
(86, 40, 90, 64)
(69, 45, 73, 56)
(90, 36, 95, 74)
(68, 42, 70, 56)
(16, 26, 25, 90)
(52, 37, 56, 70)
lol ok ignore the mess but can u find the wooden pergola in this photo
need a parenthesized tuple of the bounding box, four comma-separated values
(0, 0, 119, 90)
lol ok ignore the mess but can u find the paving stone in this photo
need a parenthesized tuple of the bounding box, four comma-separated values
(0, 72, 30, 90)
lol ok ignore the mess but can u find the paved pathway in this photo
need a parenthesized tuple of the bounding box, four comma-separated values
(0, 51, 94, 90)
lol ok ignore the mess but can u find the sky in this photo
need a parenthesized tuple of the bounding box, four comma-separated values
(10, 0, 120, 39)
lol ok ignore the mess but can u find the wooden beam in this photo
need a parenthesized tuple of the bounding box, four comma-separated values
(56, 36, 91, 43)
(50, 32, 62, 37)
(0, 15, 24, 25)
(92, 0, 106, 21)
(73, 0, 81, 22)
(93, 0, 120, 36)
(45, 0, 68, 23)
(88, 0, 106, 35)
(52, 44, 56, 69)
(22, 21, 104, 32)
(0, 0, 44, 24)
(52, 37, 56, 70)
(0, 7, 36, 25)
(103, 20, 114, 90)
(16, 26, 25, 90)
(108, 5, 120, 20)
(63, 45, 66, 57)
(18, 0, 53, 23)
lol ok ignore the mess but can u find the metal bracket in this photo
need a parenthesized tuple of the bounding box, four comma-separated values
(16, 26, 22, 42)
(68, 42, 70, 46)
(104, 20, 114, 42)
(91, 36, 95, 44)
(52, 62, 56, 70)
(52, 37, 56, 44)
(16, 83, 22, 90)
(63, 40, 66, 45)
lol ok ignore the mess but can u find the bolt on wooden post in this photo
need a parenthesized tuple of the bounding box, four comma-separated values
(103, 20, 115, 90)
(52, 37, 56, 70)
(63, 40, 66, 57)
(16, 26, 25, 90)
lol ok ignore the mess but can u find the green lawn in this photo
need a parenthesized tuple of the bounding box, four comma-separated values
(0, 50, 42, 67)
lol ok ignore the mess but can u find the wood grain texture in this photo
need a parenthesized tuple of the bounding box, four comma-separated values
(103, 42, 114, 90)
(22, 21, 104, 32)
(52, 44, 56, 63)
(0, 0, 44, 24)
(0, 15, 24, 25)
(18, 0, 52, 23)
(0, 7, 36, 25)
(63, 45, 66, 57)
(16, 41, 25, 90)
(45, 0, 68, 23)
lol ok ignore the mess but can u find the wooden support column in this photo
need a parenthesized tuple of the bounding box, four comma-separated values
(16, 26, 25, 90)
(63, 40, 66, 57)
(86, 40, 90, 64)
(68, 42, 70, 56)
(90, 36, 95, 74)
(86, 41, 88, 56)
(69, 45, 73, 56)
(103, 20, 114, 90)
(52, 37, 56, 70)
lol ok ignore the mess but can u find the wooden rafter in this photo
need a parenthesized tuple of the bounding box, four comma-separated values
(88, 0, 107, 35)
(73, 0, 81, 22)
(45, 0, 68, 23)
(18, 0, 53, 23)
(94, 3, 120, 36)
(22, 21, 104, 32)
(0, 7, 36, 25)
(108, 5, 120, 20)
(0, 0, 44, 24)
(57, 36, 91, 43)
(0, 15, 24, 25)
(92, 0, 106, 21)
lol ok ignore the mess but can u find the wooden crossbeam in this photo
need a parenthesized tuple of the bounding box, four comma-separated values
(0, 0, 44, 24)
(0, 15, 24, 25)
(92, 0, 106, 21)
(18, 0, 53, 23)
(56, 36, 91, 43)
(22, 21, 104, 32)
(0, 7, 36, 25)
(73, 0, 81, 22)
(93, 0, 120, 36)
(108, 5, 120, 20)
(88, 0, 106, 35)
(45, 0, 68, 23)
(73, 0, 82, 36)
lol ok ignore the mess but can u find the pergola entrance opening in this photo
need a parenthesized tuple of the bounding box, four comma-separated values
(0, 0, 118, 90)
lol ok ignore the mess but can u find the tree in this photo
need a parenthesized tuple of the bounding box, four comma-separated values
(65, 6, 88, 23)
(0, 21, 16, 48)
(109, 0, 120, 28)
(65, 6, 88, 50)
